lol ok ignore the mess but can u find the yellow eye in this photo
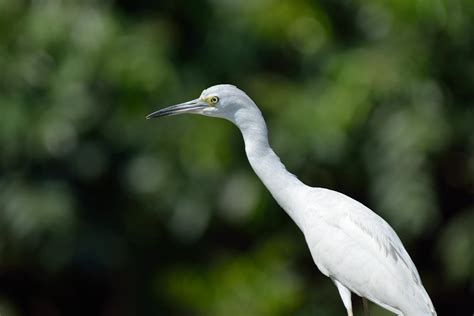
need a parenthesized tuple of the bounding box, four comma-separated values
(210, 96, 219, 104)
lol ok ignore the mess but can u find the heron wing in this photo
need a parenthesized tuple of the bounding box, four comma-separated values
(311, 189, 422, 286)
(306, 190, 435, 314)
(339, 210, 422, 286)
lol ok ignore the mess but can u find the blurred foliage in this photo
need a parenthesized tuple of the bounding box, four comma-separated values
(162, 237, 303, 316)
(0, 0, 473, 315)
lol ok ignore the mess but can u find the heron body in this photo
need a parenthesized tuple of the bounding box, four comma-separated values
(147, 84, 436, 316)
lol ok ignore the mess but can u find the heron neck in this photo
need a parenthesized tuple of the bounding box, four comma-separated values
(233, 109, 306, 228)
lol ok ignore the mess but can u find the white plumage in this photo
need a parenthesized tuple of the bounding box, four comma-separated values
(147, 84, 436, 316)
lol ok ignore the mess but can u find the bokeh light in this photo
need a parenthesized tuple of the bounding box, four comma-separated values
(0, 0, 472, 315)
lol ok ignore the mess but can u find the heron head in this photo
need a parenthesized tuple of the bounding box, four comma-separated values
(146, 84, 258, 122)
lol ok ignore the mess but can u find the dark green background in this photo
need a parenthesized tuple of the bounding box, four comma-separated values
(0, 0, 473, 315)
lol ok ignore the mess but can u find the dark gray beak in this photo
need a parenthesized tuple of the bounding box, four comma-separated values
(146, 98, 207, 119)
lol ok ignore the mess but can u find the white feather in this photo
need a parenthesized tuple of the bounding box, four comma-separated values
(150, 84, 437, 316)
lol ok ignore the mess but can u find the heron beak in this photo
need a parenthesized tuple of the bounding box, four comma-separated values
(146, 98, 208, 119)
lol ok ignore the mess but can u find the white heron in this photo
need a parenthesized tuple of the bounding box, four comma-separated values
(147, 84, 436, 316)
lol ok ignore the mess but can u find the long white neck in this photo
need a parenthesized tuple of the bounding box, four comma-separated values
(231, 107, 307, 229)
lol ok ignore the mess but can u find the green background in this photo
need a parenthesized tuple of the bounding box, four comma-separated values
(0, 0, 473, 315)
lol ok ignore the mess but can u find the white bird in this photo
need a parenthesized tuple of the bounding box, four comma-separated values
(147, 84, 436, 316)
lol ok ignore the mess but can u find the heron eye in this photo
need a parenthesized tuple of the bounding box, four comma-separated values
(210, 96, 219, 104)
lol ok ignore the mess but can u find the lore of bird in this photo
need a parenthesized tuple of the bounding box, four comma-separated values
(147, 84, 436, 316)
